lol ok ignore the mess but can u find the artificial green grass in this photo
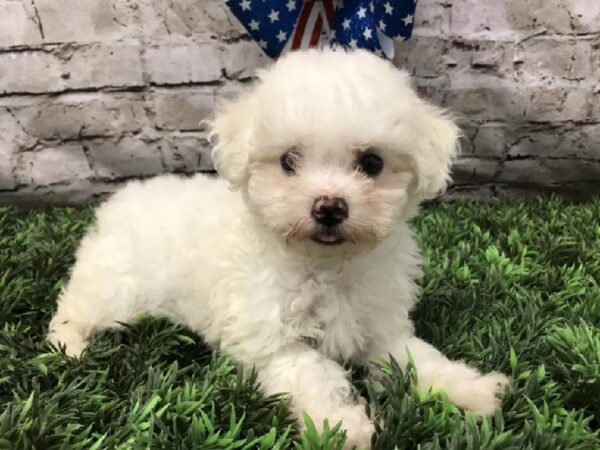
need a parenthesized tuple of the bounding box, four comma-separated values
(1, 197, 599, 449)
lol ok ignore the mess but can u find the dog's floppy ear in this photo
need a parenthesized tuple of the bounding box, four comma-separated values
(208, 93, 257, 188)
(411, 103, 460, 200)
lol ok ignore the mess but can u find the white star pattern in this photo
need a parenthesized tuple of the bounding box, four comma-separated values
(401, 14, 414, 26)
(249, 19, 259, 31)
(230, 0, 415, 56)
(240, 0, 251, 12)
(268, 9, 280, 23)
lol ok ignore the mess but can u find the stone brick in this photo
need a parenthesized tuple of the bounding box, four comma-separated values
(515, 37, 594, 81)
(472, 123, 514, 158)
(456, 121, 477, 155)
(568, 0, 600, 33)
(0, 51, 64, 94)
(138, 0, 245, 39)
(10, 93, 149, 141)
(35, 0, 140, 43)
(507, 134, 560, 160)
(222, 41, 269, 79)
(153, 88, 216, 130)
(469, 43, 509, 70)
(592, 39, 600, 76)
(450, 1, 517, 38)
(17, 145, 91, 186)
(0, 44, 143, 94)
(589, 89, 600, 118)
(0, 180, 121, 206)
(145, 39, 267, 85)
(63, 43, 145, 89)
(161, 133, 214, 172)
(0, 1, 44, 47)
(451, 0, 574, 37)
(395, 36, 449, 77)
(214, 82, 255, 105)
(511, 0, 574, 34)
(0, 106, 37, 152)
(556, 125, 600, 160)
(508, 125, 600, 160)
(86, 136, 163, 179)
(524, 86, 592, 122)
(497, 159, 600, 184)
(408, 1, 452, 36)
(0, 156, 17, 191)
(445, 77, 525, 120)
(452, 157, 498, 184)
(0, 147, 15, 190)
(145, 39, 223, 84)
(444, 39, 511, 76)
(413, 77, 450, 107)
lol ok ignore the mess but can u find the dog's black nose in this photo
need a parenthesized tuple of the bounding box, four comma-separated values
(311, 196, 348, 227)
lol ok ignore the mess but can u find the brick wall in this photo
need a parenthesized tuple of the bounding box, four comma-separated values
(0, 0, 599, 205)
(397, 0, 600, 199)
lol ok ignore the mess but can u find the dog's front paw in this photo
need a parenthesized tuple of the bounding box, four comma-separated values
(447, 371, 509, 416)
(342, 416, 375, 450)
(304, 404, 374, 450)
(48, 319, 88, 358)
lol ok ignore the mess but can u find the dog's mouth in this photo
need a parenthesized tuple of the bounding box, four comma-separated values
(310, 231, 346, 246)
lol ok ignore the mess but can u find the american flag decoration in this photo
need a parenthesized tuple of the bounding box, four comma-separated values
(225, 0, 418, 59)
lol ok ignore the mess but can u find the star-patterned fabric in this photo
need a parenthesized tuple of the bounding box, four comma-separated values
(225, 0, 417, 59)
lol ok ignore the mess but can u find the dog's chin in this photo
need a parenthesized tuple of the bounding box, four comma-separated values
(277, 222, 384, 256)
(282, 228, 382, 259)
(310, 231, 346, 246)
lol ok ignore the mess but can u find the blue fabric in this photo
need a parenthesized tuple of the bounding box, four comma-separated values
(225, 0, 418, 58)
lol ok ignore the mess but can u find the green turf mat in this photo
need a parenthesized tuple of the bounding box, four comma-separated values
(1, 197, 599, 449)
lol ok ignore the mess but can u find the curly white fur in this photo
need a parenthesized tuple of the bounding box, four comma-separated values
(49, 49, 508, 449)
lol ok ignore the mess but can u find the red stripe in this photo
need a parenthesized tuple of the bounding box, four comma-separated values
(292, 3, 313, 49)
(323, 0, 336, 25)
(310, 15, 323, 47)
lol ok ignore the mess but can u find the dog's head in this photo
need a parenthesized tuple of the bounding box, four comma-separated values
(210, 49, 458, 255)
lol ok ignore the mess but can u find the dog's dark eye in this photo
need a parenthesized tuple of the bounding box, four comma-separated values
(280, 150, 300, 174)
(356, 152, 384, 177)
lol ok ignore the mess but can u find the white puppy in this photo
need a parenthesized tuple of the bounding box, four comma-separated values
(49, 49, 508, 449)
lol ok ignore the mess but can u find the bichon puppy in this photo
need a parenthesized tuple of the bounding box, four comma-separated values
(49, 49, 508, 449)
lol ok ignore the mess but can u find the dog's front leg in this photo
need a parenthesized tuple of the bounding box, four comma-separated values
(367, 333, 509, 416)
(255, 343, 374, 449)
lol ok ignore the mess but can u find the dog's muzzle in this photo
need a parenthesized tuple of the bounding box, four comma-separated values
(311, 196, 348, 245)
